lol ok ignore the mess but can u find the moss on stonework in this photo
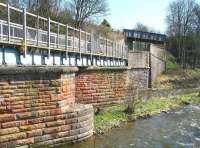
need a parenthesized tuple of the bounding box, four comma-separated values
(94, 93, 200, 134)
(50, 80, 61, 87)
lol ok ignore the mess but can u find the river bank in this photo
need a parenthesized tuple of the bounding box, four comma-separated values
(94, 93, 200, 134)
(64, 104, 200, 148)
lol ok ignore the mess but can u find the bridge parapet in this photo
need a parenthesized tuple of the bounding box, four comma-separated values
(0, 3, 128, 67)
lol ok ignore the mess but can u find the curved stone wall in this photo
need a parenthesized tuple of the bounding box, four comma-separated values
(0, 67, 94, 148)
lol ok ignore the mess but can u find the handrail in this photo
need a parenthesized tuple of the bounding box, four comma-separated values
(0, 2, 128, 60)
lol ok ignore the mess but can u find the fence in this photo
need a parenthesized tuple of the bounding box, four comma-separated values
(0, 3, 128, 61)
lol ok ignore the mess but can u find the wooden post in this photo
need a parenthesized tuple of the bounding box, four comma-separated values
(126, 89, 138, 114)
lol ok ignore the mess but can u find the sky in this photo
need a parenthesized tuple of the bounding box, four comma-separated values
(105, 0, 175, 33)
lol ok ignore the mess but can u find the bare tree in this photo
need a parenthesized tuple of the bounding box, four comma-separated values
(166, 0, 198, 68)
(68, 0, 108, 28)
(135, 23, 149, 32)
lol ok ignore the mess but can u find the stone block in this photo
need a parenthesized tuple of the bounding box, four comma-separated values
(0, 127, 19, 136)
(46, 120, 66, 127)
(27, 129, 43, 138)
(16, 138, 34, 145)
(0, 114, 16, 123)
(19, 123, 45, 131)
(0, 132, 26, 143)
(34, 135, 52, 143)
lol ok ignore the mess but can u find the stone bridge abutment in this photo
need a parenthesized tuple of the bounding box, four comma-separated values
(0, 65, 149, 147)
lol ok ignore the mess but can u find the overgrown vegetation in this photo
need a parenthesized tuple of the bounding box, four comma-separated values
(163, 51, 179, 70)
(94, 93, 200, 134)
(154, 52, 200, 89)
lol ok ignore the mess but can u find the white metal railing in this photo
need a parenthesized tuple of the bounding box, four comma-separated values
(0, 3, 128, 60)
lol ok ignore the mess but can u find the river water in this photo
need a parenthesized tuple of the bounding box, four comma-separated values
(62, 105, 200, 148)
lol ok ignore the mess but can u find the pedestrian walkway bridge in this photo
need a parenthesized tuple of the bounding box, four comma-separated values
(0, 3, 128, 67)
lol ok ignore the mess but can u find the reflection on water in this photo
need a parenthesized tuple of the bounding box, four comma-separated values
(60, 105, 200, 148)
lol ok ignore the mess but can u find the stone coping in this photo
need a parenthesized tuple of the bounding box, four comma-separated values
(78, 66, 128, 71)
(127, 67, 150, 70)
(129, 51, 150, 53)
(0, 66, 150, 74)
(78, 66, 150, 72)
(0, 66, 79, 75)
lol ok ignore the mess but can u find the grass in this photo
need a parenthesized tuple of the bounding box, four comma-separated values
(153, 52, 200, 89)
(94, 93, 200, 134)
(163, 51, 179, 71)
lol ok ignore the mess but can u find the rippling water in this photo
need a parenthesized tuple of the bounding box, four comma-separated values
(61, 105, 200, 148)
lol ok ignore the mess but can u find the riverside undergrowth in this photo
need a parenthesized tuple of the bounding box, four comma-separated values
(94, 93, 200, 134)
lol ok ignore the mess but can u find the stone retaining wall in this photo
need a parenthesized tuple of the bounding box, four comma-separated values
(0, 67, 94, 148)
(75, 67, 149, 106)
(0, 65, 152, 147)
(150, 44, 166, 82)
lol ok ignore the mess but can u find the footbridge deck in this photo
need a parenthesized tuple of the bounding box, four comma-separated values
(0, 3, 128, 67)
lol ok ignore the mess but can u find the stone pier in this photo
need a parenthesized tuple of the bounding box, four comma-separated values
(0, 67, 93, 148)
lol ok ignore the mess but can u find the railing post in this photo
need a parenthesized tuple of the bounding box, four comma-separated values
(122, 44, 124, 59)
(120, 43, 122, 59)
(112, 42, 114, 58)
(79, 28, 81, 53)
(112, 42, 114, 63)
(36, 15, 39, 47)
(79, 28, 82, 65)
(7, 3, 10, 42)
(85, 32, 87, 52)
(0, 20, 2, 40)
(65, 24, 68, 59)
(48, 17, 51, 58)
(57, 23, 59, 48)
(23, 7, 27, 57)
(90, 33, 94, 66)
(73, 29, 75, 51)
(106, 39, 108, 57)
(90, 33, 92, 63)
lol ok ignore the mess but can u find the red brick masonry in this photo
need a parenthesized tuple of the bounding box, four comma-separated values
(0, 66, 149, 147)
(76, 67, 149, 106)
(0, 67, 93, 148)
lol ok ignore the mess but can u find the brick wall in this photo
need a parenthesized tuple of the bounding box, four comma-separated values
(0, 66, 150, 147)
(0, 67, 93, 148)
(75, 67, 149, 106)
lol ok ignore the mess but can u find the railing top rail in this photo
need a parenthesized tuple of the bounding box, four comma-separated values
(0, 2, 128, 60)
